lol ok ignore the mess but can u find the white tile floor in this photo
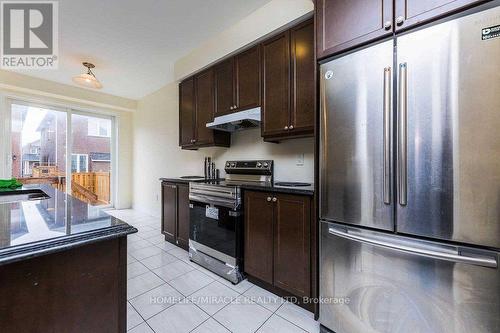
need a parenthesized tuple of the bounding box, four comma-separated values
(106, 209, 320, 333)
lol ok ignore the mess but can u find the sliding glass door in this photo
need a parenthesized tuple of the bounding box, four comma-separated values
(6, 100, 114, 207)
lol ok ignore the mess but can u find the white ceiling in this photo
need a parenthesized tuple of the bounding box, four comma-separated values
(9, 0, 272, 100)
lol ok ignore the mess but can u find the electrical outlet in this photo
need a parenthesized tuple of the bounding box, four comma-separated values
(296, 153, 304, 166)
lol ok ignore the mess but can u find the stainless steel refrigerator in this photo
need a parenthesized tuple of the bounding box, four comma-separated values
(319, 4, 500, 333)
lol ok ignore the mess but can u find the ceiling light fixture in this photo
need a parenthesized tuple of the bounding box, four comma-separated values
(72, 62, 103, 89)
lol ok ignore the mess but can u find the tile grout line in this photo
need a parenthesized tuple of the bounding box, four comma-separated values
(122, 213, 318, 333)
(273, 306, 315, 333)
(164, 268, 216, 299)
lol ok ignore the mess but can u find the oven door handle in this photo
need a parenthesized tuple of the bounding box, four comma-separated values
(189, 187, 237, 199)
(189, 194, 239, 209)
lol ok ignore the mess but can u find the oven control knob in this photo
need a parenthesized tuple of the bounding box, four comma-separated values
(226, 162, 230, 167)
(263, 162, 269, 168)
(257, 162, 262, 167)
(230, 163, 236, 168)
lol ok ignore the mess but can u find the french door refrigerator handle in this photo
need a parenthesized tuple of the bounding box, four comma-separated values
(327, 226, 498, 268)
(383, 67, 392, 204)
(398, 63, 408, 206)
(319, 67, 329, 214)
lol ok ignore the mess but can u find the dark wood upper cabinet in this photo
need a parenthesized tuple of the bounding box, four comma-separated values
(244, 191, 274, 284)
(179, 72, 230, 149)
(316, 0, 485, 59)
(179, 18, 316, 146)
(273, 194, 311, 298)
(215, 46, 262, 116)
(161, 182, 177, 243)
(235, 45, 261, 111)
(179, 78, 195, 147)
(262, 19, 315, 141)
(176, 184, 190, 250)
(214, 59, 235, 116)
(290, 19, 315, 135)
(394, 0, 484, 31)
(316, 0, 393, 59)
(195, 69, 215, 145)
(262, 31, 291, 137)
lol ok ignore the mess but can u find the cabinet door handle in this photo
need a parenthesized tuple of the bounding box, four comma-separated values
(289, 125, 294, 130)
(267, 196, 272, 202)
(272, 197, 277, 202)
(284, 126, 289, 130)
(396, 16, 404, 26)
(384, 21, 392, 30)
(230, 106, 233, 110)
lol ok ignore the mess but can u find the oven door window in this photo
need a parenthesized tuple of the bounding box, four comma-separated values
(190, 201, 237, 258)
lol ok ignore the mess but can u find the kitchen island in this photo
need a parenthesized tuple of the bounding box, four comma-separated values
(0, 185, 137, 332)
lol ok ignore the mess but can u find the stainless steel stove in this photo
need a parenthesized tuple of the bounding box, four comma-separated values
(188, 160, 273, 284)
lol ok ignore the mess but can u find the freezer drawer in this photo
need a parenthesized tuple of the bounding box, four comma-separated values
(319, 221, 500, 333)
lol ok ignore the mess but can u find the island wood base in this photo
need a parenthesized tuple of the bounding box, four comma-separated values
(0, 237, 127, 332)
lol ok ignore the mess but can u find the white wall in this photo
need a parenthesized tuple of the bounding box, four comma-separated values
(132, 83, 213, 216)
(211, 129, 314, 182)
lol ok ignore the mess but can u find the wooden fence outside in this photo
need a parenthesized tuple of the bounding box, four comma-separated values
(71, 172, 110, 205)
(19, 172, 110, 206)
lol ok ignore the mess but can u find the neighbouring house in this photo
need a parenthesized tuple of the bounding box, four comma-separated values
(33, 112, 112, 176)
(21, 140, 41, 177)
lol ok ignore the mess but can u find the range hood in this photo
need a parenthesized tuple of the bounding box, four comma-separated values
(206, 107, 261, 132)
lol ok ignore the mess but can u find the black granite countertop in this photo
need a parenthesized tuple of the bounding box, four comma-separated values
(160, 177, 205, 184)
(161, 176, 314, 196)
(0, 185, 137, 265)
(240, 182, 314, 196)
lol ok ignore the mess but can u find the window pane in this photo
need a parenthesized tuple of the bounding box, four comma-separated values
(71, 114, 111, 206)
(79, 155, 88, 172)
(71, 154, 78, 172)
(87, 118, 99, 136)
(11, 103, 66, 192)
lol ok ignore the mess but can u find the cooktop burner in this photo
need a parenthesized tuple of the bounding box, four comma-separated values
(275, 182, 311, 187)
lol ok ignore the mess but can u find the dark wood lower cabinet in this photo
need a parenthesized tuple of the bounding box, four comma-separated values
(244, 190, 312, 302)
(0, 238, 127, 332)
(244, 191, 274, 284)
(161, 182, 190, 250)
(274, 193, 311, 297)
(162, 183, 177, 242)
(177, 184, 190, 249)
